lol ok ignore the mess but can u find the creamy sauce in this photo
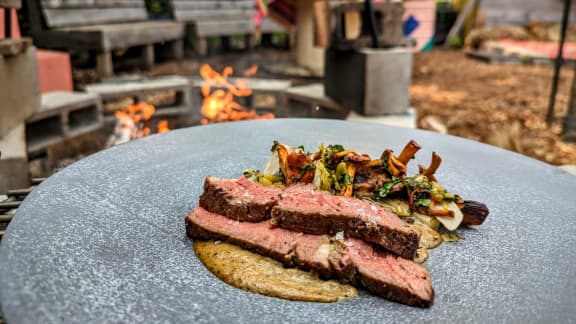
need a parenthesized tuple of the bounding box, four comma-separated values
(410, 219, 443, 263)
(194, 240, 358, 302)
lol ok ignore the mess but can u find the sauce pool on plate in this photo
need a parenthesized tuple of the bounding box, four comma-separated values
(194, 240, 358, 302)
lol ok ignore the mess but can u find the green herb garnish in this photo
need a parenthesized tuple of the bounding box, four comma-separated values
(332, 144, 345, 152)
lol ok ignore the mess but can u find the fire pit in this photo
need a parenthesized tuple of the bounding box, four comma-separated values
(197, 64, 274, 124)
(0, 119, 575, 322)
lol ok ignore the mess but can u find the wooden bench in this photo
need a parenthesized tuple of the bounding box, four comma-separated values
(27, 0, 185, 76)
(1, 0, 21, 8)
(169, 0, 255, 55)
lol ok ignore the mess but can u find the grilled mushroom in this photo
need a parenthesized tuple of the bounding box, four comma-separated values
(461, 200, 490, 226)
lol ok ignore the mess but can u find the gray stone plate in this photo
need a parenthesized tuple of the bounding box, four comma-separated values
(1, 119, 575, 323)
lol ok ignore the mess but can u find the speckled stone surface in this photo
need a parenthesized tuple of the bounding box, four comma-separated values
(1, 119, 575, 323)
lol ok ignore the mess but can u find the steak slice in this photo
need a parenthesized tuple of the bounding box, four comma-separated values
(270, 185, 420, 260)
(186, 207, 434, 307)
(199, 176, 281, 222)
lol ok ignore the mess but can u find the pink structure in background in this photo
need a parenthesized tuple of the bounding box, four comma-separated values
(0, 8, 21, 38)
(1, 8, 73, 92)
(496, 39, 576, 60)
(36, 50, 74, 93)
(403, 0, 436, 52)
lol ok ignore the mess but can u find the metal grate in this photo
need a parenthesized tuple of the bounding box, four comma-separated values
(0, 178, 46, 240)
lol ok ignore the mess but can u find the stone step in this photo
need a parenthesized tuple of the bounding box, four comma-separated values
(26, 91, 103, 156)
(346, 109, 417, 129)
(558, 165, 576, 176)
(282, 83, 349, 119)
(85, 76, 195, 121)
(282, 83, 417, 128)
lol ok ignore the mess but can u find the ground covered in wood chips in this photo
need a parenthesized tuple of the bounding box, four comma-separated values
(411, 49, 576, 165)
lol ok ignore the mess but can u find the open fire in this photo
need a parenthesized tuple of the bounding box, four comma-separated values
(107, 102, 170, 146)
(199, 64, 274, 124)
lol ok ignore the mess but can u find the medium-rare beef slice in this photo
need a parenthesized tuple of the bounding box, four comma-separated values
(199, 178, 419, 259)
(187, 206, 299, 263)
(186, 207, 434, 307)
(346, 238, 433, 307)
(199, 176, 281, 222)
(270, 185, 420, 260)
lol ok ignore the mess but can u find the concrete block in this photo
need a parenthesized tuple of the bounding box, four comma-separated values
(0, 124, 29, 193)
(85, 76, 194, 119)
(480, 0, 576, 26)
(0, 123, 26, 159)
(528, 10, 576, 24)
(0, 46, 40, 139)
(26, 92, 103, 156)
(325, 47, 412, 116)
(481, 9, 528, 26)
(0, 158, 29, 193)
(0, 38, 32, 56)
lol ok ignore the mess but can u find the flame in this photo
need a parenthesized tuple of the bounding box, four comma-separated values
(157, 120, 170, 133)
(114, 102, 155, 122)
(113, 102, 170, 139)
(199, 64, 274, 124)
(243, 64, 258, 77)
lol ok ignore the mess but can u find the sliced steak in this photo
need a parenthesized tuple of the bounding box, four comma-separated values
(270, 185, 420, 260)
(186, 207, 434, 307)
(199, 176, 281, 222)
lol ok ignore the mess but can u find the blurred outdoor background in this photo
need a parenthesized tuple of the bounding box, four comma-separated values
(2, 0, 576, 196)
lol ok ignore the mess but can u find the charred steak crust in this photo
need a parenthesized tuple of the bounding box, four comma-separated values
(270, 185, 420, 260)
(186, 207, 434, 307)
(199, 176, 280, 222)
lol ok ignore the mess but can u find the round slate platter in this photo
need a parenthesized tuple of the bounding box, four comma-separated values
(1, 119, 575, 323)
